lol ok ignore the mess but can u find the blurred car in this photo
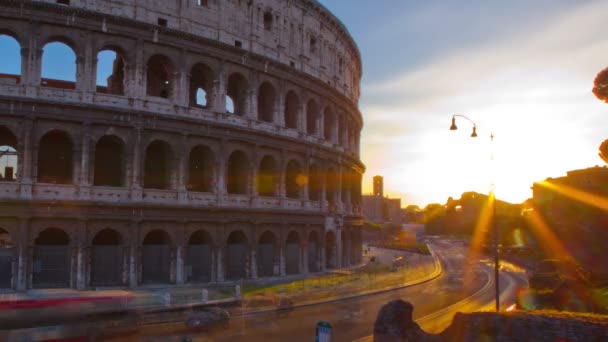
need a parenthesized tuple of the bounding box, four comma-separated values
(275, 296, 294, 317)
(185, 307, 230, 331)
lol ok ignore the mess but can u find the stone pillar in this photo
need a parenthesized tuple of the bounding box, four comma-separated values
(250, 247, 257, 279)
(18, 119, 33, 199)
(210, 247, 217, 282)
(320, 242, 326, 272)
(247, 88, 257, 120)
(174, 70, 189, 107)
(128, 221, 138, 288)
(130, 127, 143, 201)
(301, 243, 308, 274)
(276, 81, 285, 127)
(177, 135, 188, 203)
(216, 247, 224, 282)
(16, 218, 29, 291)
(216, 140, 227, 204)
(176, 245, 184, 285)
(336, 230, 343, 270)
(279, 246, 286, 276)
(75, 220, 87, 290)
(78, 125, 91, 199)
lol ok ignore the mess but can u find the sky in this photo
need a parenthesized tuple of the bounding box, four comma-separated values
(319, 0, 608, 207)
(1, 2, 607, 207)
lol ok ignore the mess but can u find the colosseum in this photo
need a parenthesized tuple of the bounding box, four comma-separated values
(0, 0, 364, 290)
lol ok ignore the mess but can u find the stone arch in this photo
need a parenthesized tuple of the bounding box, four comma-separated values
(41, 40, 77, 88)
(187, 230, 213, 283)
(284, 90, 299, 129)
(96, 47, 126, 95)
(187, 145, 215, 192)
(325, 231, 336, 269)
(0, 33, 22, 83)
(226, 72, 248, 115)
(225, 230, 248, 280)
(306, 99, 318, 135)
(143, 140, 173, 190)
(189, 63, 214, 107)
(90, 229, 123, 287)
(146, 54, 174, 99)
(33, 228, 71, 288)
(0, 125, 18, 182)
(323, 107, 335, 141)
(142, 229, 172, 284)
(257, 230, 277, 277)
(0, 228, 14, 288)
(285, 231, 300, 275)
(37, 130, 73, 184)
(257, 155, 279, 197)
(257, 82, 276, 123)
(308, 230, 320, 272)
(226, 150, 249, 195)
(93, 135, 125, 187)
(308, 164, 322, 201)
(285, 159, 303, 199)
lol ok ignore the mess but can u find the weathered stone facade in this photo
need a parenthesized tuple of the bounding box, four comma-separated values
(0, 0, 364, 290)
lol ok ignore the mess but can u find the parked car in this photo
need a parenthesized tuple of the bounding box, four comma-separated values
(185, 307, 230, 331)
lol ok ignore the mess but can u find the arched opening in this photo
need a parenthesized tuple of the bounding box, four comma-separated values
(0, 126, 18, 182)
(37, 131, 73, 184)
(91, 229, 123, 287)
(326, 168, 338, 207)
(306, 100, 318, 135)
(146, 54, 173, 99)
(227, 73, 247, 115)
(142, 230, 171, 284)
(187, 145, 214, 192)
(284, 91, 299, 129)
(226, 151, 249, 195)
(308, 165, 322, 201)
(257, 155, 278, 197)
(285, 160, 302, 199)
(325, 231, 336, 269)
(41, 41, 76, 89)
(0, 228, 14, 288)
(285, 231, 300, 275)
(33, 228, 71, 288)
(308, 231, 319, 272)
(323, 108, 334, 141)
(338, 115, 346, 146)
(190, 63, 214, 108)
(0, 34, 21, 84)
(96, 49, 125, 95)
(93, 135, 124, 187)
(257, 82, 276, 123)
(263, 11, 273, 31)
(226, 230, 248, 280)
(187, 230, 212, 283)
(144, 140, 172, 190)
(257, 231, 277, 277)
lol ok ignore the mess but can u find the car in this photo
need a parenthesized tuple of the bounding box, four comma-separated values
(185, 307, 230, 331)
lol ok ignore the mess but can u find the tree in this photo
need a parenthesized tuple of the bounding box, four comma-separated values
(600, 139, 608, 164)
(593, 67, 608, 103)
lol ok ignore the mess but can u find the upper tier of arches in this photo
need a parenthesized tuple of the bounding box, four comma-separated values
(0, 25, 362, 154)
(24, 0, 362, 103)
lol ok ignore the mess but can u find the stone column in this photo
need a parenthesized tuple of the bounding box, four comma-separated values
(279, 246, 286, 276)
(336, 230, 343, 270)
(249, 246, 257, 279)
(177, 134, 188, 203)
(301, 242, 308, 274)
(16, 218, 29, 291)
(18, 119, 33, 199)
(78, 125, 91, 199)
(216, 247, 224, 282)
(75, 220, 87, 290)
(130, 127, 143, 201)
(176, 245, 184, 285)
(276, 81, 285, 127)
(210, 247, 217, 282)
(128, 221, 138, 288)
(320, 242, 326, 272)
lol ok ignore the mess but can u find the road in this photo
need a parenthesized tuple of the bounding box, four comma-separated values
(138, 239, 528, 342)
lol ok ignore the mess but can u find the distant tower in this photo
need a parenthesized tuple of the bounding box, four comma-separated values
(373, 175, 384, 197)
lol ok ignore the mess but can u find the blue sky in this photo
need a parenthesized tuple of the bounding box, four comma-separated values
(2, 2, 607, 206)
(320, 0, 608, 206)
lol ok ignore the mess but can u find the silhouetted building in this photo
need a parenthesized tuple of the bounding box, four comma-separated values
(373, 175, 384, 197)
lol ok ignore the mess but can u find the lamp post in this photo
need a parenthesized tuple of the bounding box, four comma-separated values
(450, 114, 500, 312)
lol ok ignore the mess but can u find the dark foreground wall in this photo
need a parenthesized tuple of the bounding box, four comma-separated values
(374, 300, 608, 342)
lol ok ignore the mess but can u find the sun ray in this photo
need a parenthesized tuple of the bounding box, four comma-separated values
(523, 209, 570, 259)
(538, 181, 608, 211)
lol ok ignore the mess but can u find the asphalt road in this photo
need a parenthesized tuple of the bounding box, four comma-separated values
(139, 239, 528, 342)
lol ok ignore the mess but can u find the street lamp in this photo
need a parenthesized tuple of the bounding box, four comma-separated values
(449, 114, 499, 312)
